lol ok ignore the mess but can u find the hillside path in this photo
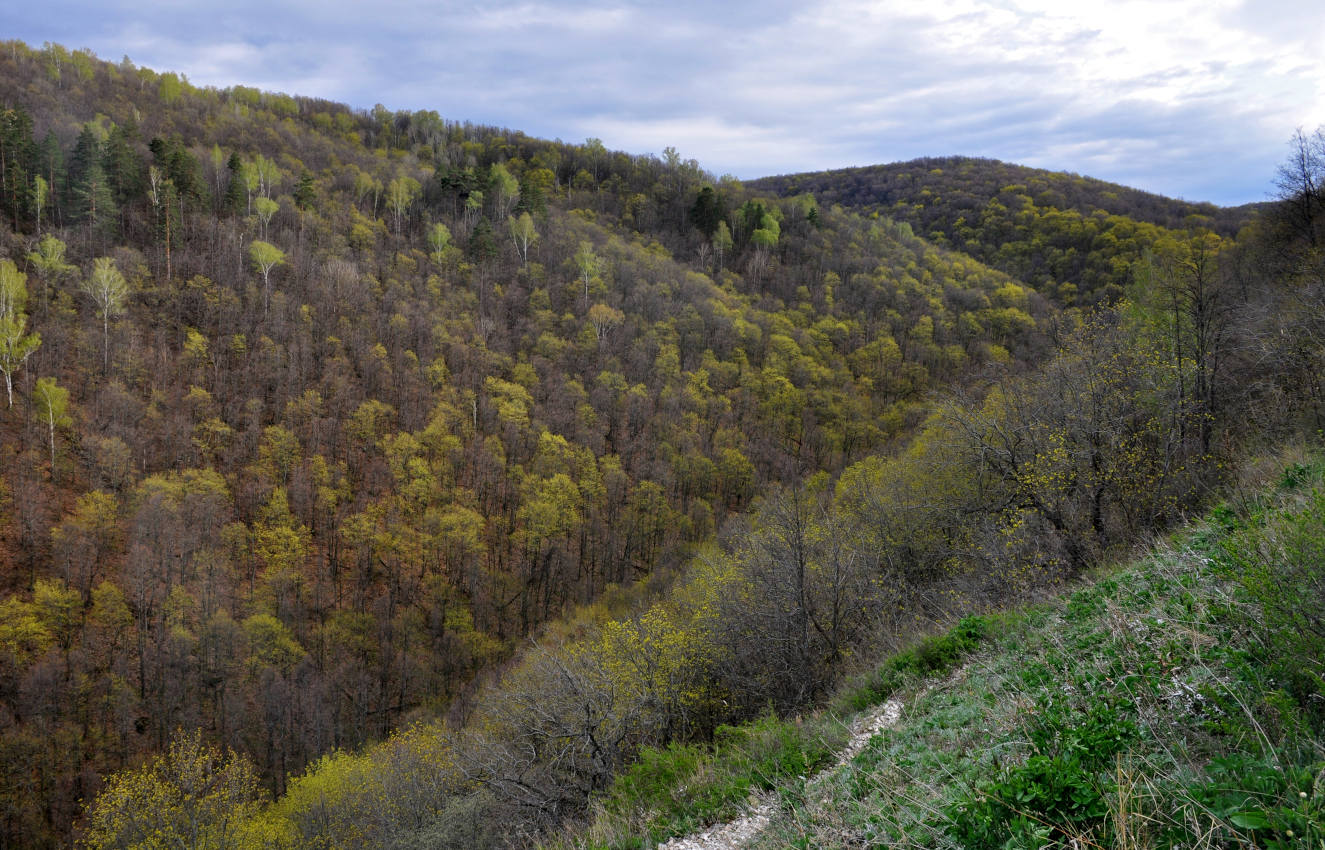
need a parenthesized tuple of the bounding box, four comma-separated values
(655, 699, 902, 850)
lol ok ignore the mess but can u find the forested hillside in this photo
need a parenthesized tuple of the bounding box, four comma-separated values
(751, 156, 1262, 306)
(1, 39, 1323, 850)
(0, 42, 1059, 847)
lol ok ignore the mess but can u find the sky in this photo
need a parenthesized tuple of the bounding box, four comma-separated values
(6, 0, 1323, 206)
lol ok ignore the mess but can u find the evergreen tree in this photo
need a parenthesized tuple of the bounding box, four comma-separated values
(67, 125, 117, 232)
(102, 121, 144, 217)
(222, 151, 246, 215)
(34, 131, 65, 228)
(689, 185, 728, 237)
(0, 106, 35, 228)
(149, 135, 205, 209)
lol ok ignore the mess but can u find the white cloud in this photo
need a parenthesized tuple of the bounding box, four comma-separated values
(7, 0, 1322, 204)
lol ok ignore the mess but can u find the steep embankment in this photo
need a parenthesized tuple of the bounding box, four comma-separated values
(564, 450, 1325, 849)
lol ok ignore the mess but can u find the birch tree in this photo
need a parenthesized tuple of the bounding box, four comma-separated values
(508, 212, 537, 267)
(32, 377, 70, 477)
(386, 175, 420, 236)
(81, 257, 128, 372)
(27, 234, 73, 316)
(0, 260, 39, 407)
(249, 240, 285, 316)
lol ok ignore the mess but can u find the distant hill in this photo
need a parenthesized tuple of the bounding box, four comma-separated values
(751, 156, 1262, 305)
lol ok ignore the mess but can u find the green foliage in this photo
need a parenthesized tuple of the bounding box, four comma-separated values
(595, 713, 838, 847)
(1174, 753, 1325, 849)
(27, 234, 74, 309)
(387, 174, 421, 232)
(33, 376, 71, 426)
(0, 597, 53, 668)
(844, 616, 989, 711)
(82, 256, 126, 369)
(0, 257, 30, 318)
(0, 259, 39, 406)
(80, 729, 264, 850)
(249, 239, 285, 274)
(1218, 485, 1325, 727)
(948, 697, 1136, 849)
(264, 724, 464, 849)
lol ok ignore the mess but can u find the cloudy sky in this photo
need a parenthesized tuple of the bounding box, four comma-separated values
(7, 0, 1323, 205)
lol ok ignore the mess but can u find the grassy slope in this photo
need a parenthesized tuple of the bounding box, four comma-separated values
(563, 449, 1325, 850)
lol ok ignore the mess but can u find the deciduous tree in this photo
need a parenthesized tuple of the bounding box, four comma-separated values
(81, 257, 127, 372)
(26, 234, 74, 316)
(80, 729, 265, 850)
(508, 212, 537, 267)
(0, 259, 39, 407)
(386, 175, 420, 236)
(32, 377, 70, 478)
(249, 240, 285, 316)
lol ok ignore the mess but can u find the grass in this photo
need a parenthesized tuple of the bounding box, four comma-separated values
(752, 451, 1325, 849)
(568, 713, 844, 850)
(833, 615, 994, 715)
(553, 450, 1325, 850)
(560, 616, 999, 850)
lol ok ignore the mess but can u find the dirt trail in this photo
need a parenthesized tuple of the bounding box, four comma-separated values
(655, 699, 903, 850)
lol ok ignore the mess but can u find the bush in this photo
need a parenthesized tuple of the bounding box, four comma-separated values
(594, 713, 837, 847)
(1219, 487, 1325, 728)
(946, 697, 1136, 849)
(845, 615, 989, 710)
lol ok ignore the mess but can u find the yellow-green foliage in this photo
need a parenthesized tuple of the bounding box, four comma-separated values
(0, 597, 53, 668)
(261, 724, 462, 849)
(598, 601, 725, 732)
(80, 730, 264, 850)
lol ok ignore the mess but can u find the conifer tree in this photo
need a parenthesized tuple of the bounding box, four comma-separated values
(67, 125, 116, 233)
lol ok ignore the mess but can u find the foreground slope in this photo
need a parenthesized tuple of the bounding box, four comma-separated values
(567, 451, 1325, 850)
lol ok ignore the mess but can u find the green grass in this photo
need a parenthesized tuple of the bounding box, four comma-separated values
(563, 616, 998, 850)
(836, 615, 994, 714)
(750, 454, 1325, 849)
(555, 452, 1325, 850)
(573, 713, 844, 850)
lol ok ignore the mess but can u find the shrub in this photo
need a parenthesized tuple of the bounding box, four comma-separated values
(1219, 487, 1325, 728)
(845, 615, 989, 710)
(594, 713, 837, 847)
(946, 698, 1136, 849)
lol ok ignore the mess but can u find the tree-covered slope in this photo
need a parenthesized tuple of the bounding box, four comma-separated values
(4, 37, 1322, 850)
(750, 156, 1262, 306)
(0, 41, 1060, 847)
(71, 196, 1325, 848)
